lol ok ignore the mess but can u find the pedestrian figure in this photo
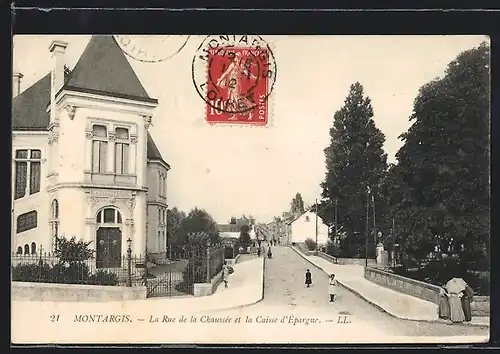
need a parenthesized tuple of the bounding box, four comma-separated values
(445, 278, 466, 323)
(305, 269, 312, 287)
(257, 247, 261, 257)
(222, 261, 230, 288)
(461, 283, 474, 322)
(329, 274, 337, 302)
(438, 286, 451, 320)
(267, 247, 272, 259)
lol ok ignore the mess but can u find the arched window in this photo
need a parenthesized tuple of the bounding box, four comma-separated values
(31, 242, 37, 255)
(50, 199, 60, 250)
(16, 246, 23, 255)
(24, 244, 29, 255)
(92, 125, 108, 173)
(96, 207, 122, 224)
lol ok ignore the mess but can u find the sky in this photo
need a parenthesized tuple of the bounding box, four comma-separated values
(13, 35, 488, 224)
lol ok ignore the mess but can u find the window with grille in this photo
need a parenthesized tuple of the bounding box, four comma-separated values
(14, 149, 41, 199)
(24, 244, 30, 255)
(31, 242, 37, 255)
(92, 125, 108, 173)
(115, 127, 129, 175)
(17, 211, 38, 233)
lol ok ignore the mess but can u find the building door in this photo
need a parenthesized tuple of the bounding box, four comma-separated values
(96, 227, 122, 268)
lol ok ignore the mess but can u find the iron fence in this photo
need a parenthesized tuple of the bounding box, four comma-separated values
(207, 243, 225, 282)
(11, 252, 147, 287)
(11, 242, 227, 298)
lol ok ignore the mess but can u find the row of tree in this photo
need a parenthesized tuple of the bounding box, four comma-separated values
(318, 42, 490, 272)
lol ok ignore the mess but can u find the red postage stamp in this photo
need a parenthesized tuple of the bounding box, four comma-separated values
(192, 35, 277, 125)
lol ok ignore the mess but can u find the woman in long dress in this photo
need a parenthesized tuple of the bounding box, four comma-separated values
(461, 284, 474, 322)
(438, 286, 451, 320)
(329, 274, 337, 303)
(445, 283, 466, 323)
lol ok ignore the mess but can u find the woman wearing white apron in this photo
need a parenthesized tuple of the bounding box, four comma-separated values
(329, 274, 337, 302)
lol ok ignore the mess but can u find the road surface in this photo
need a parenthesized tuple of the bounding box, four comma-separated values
(228, 247, 488, 338)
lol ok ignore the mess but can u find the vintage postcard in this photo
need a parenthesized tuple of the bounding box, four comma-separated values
(11, 35, 490, 345)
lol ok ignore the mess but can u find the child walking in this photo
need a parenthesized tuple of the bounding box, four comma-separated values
(222, 261, 230, 288)
(305, 269, 312, 288)
(329, 274, 337, 302)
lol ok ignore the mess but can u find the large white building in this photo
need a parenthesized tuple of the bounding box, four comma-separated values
(11, 36, 170, 267)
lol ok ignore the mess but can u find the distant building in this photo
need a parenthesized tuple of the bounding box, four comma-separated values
(218, 224, 240, 241)
(11, 36, 170, 264)
(285, 209, 329, 246)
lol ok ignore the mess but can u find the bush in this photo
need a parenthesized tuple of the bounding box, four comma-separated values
(12, 263, 52, 283)
(304, 238, 317, 251)
(87, 270, 119, 286)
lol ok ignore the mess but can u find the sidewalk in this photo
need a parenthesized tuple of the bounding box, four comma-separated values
(124, 255, 266, 314)
(12, 256, 265, 316)
(291, 246, 490, 327)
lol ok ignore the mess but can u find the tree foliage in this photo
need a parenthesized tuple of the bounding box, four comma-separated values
(239, 224, 252, 248)
(166, 207, 187, 247)
(55, 236, 94, 263)
(290, 193, 305, 214)
(319, 82, 388, 256)
(388, 43, 490, 271)
(167, 207, 221, 247)
(180, 207, 221, 245)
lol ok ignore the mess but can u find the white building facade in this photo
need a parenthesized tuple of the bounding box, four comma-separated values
(12, 36, 170, 266)
(288, 210, 329, 246)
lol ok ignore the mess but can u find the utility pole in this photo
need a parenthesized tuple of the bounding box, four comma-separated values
(315, 199, 319, 256)
(372, 192, 377, 249)
(334, 199, 338, 246)
(365, 186, 370, 267)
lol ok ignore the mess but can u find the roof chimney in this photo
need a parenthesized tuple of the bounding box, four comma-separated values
(12, 72, 23, 98)
(48, 40, 68, 121)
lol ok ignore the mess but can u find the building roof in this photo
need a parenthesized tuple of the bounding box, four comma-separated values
(12, 36, 167, 166)
(65, 36, 157, 103)
(286, 207, 324, 225)
(218, 224, 241, 233)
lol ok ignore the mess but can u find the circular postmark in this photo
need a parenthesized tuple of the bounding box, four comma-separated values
(192, 35, 277, 118)
(114, 35, 190, 63)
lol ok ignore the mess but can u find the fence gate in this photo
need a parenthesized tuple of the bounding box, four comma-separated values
(146, 258, 195, 298)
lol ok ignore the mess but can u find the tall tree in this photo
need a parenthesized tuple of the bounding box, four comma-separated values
(179, 207, 221, 245)
(239, 224, 252, 248)
(290, 193, 305, 214)
(389, 43, 490, 271)
(319, 82, 388, 256)
(166, 207, 187, 247)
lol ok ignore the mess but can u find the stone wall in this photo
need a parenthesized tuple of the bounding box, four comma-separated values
(193, 270, 223, 297)
(225, 254, 241, 266)
(12, 281, 147, 302)
(364, 267, 490, 317)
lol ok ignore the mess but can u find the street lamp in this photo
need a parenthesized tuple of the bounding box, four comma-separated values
(126, 238, 132, 287)
(365, 186, 371, 267)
